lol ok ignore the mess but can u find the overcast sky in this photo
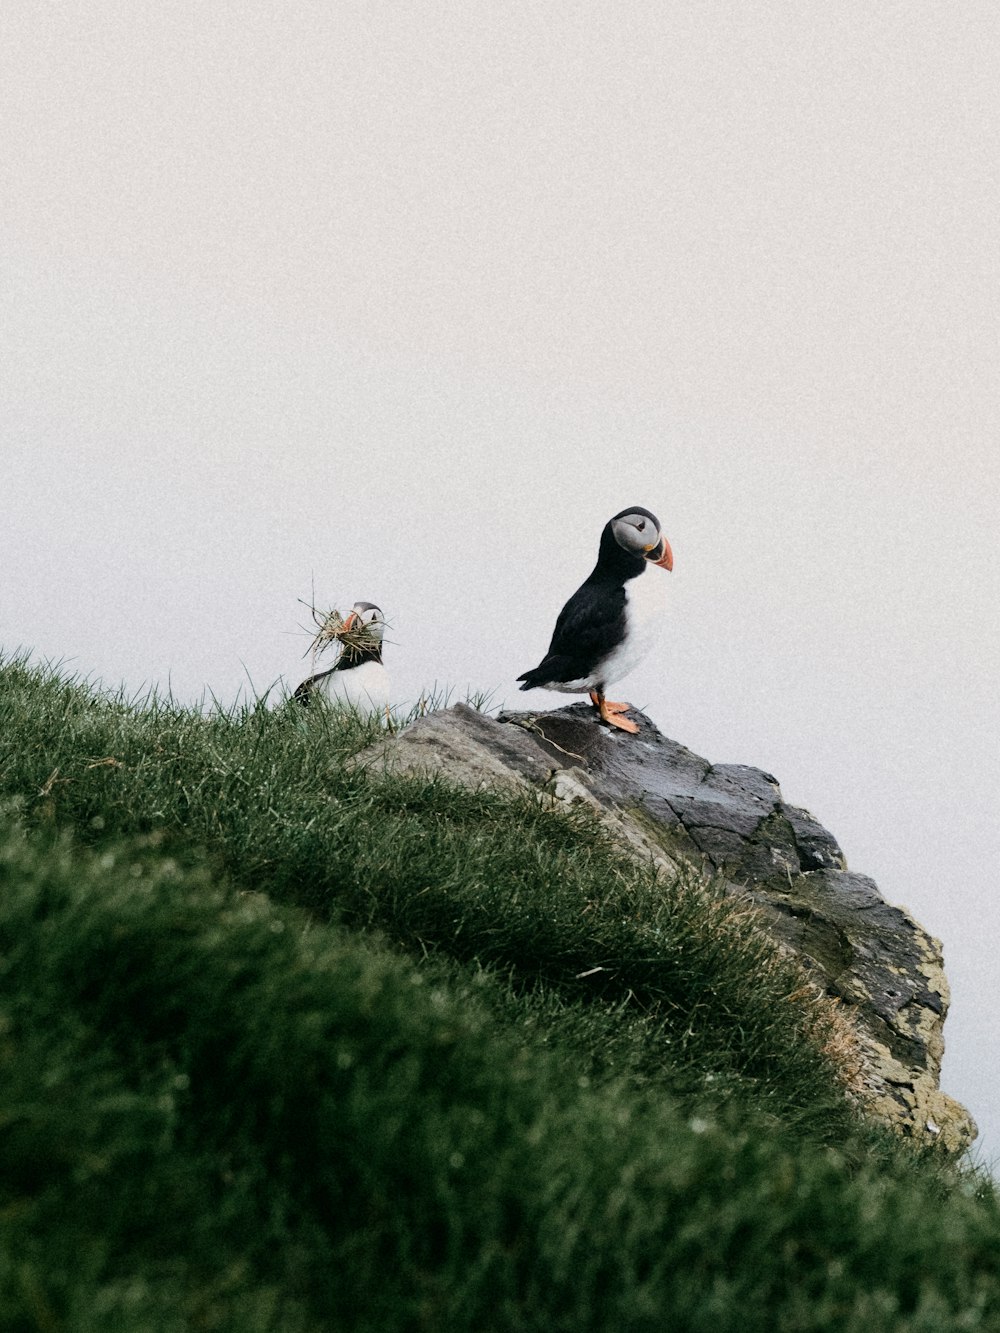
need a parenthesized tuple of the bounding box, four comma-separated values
(3, 2, 998, 1161)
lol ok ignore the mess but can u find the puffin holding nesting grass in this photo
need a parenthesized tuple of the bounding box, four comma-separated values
(517, 506, 673, 734)
(293, 601, 390, 713)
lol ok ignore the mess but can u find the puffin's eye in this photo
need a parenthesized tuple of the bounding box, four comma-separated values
(637, 520, 646, 531)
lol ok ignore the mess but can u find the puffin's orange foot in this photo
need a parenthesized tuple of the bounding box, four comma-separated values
(589, 691, 631, 715)
(593, 694, 639, 733)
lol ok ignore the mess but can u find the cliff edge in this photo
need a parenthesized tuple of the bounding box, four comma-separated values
(358, 702, 975, 1152)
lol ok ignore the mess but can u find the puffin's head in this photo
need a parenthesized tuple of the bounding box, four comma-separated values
(339, 601, 386, 642)
(609, 507, 673, 570)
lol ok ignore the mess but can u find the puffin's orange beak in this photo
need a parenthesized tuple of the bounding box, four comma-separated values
(650, 536, 673, 571)
(339, 610, 358, 633)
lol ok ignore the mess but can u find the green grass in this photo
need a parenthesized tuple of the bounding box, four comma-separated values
(1, 653, 998, 1331)
(0, 654, 848, 1126)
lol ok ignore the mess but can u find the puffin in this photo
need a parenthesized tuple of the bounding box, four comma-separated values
(516, 506, 673, 734)
(293, 601, 390, 713)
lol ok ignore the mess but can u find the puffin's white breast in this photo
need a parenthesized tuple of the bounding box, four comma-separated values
(596, 563, 667, 689)
(314, 661, 390, 712)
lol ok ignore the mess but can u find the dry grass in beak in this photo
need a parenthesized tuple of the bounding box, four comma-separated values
(299, 603, 381, 661)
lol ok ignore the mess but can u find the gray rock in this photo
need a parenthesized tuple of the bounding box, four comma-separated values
(356, 701, 976, 1151)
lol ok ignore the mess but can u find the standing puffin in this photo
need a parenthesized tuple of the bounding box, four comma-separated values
(517, 507, 673, 734)
(293, 601, 390, 713)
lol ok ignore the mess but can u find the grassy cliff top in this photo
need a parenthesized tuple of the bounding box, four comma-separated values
(1, 654, 998, 1331)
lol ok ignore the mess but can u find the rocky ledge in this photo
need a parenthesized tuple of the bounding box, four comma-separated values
(357, 702, 975, 1151)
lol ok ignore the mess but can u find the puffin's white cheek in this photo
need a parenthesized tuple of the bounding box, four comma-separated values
(612, 521, 642, 554)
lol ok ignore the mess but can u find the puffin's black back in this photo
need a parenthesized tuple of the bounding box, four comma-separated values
(517, 513, 648, 690)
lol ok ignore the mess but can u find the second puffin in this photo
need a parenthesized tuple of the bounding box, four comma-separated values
(294, 601, 390, 714)
(517, 506, 673, 734)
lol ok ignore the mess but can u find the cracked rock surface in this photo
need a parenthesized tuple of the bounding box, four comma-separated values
(356, 701, 975, 1151)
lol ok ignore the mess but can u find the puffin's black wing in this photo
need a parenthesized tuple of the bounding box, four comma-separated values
(517, 577, 626, 689)
(293, 667, 336, 706)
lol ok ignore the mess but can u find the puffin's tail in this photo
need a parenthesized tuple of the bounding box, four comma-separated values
(517, 655, 571, 691)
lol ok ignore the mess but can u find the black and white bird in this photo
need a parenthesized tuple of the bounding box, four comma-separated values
(293, 601, 390, 713)
(516, 507, 673, 734)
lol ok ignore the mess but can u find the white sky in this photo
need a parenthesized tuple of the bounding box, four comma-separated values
(3, 2, 998, 1160)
